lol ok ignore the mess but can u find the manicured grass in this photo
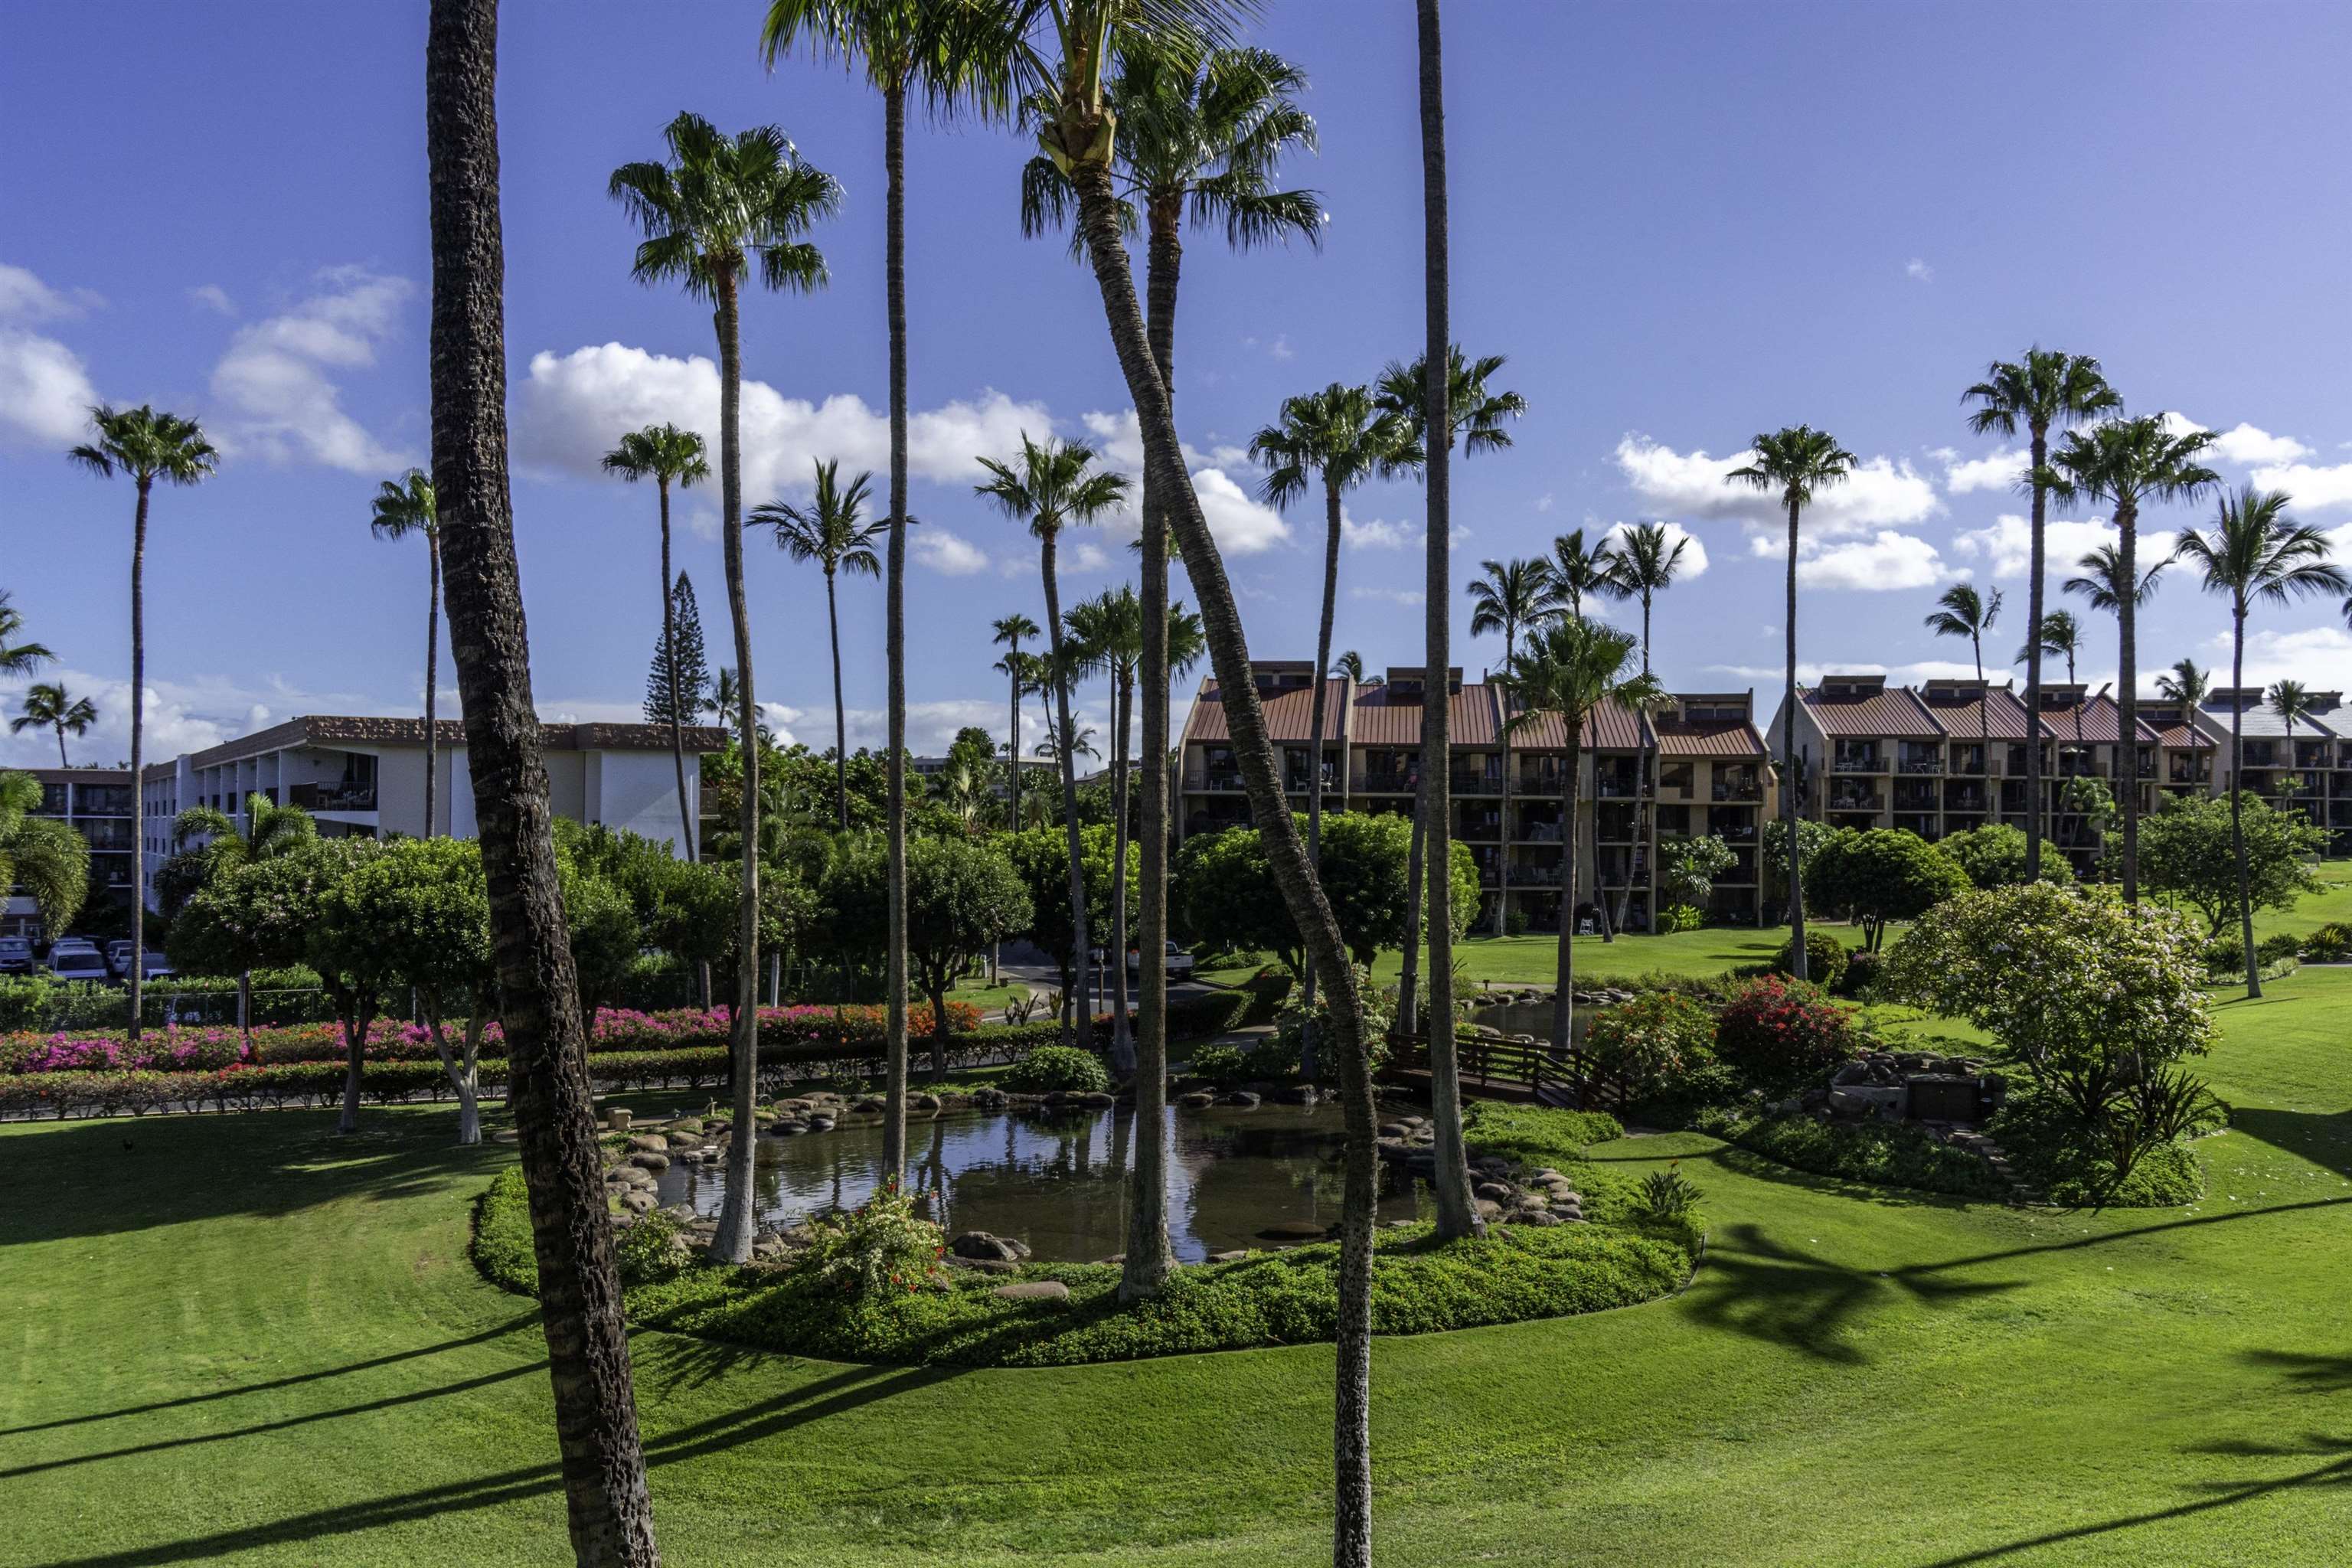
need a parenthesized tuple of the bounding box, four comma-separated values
(5, 972, 2350, 1564)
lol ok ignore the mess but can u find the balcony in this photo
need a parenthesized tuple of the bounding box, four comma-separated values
(1457, 818, 1502, 842)
(1896, 754, 1944, 776)
(1826, 792, 1883, 814)
(1350, 770, 1418, 795)
(1711, 779, 1762, 802)
(2168, 765, 2212, 786)
(1594, 776, 1642, 799)
(1832, 753, 1886, 774)
(1715, 822, 1759, 843)
(289, 782, 378, 812)
(1184, 772, 1248, 794)
(2056, 756, 2106, 779)
(1449, 769, 1501, 795)
(1515, 818, 1565, 843)
(1944, 789, 1990, 814)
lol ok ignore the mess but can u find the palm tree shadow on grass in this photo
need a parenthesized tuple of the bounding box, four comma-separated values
(1678, 1221, 2024, 1365)
(2225, 1106, 2352, 1176)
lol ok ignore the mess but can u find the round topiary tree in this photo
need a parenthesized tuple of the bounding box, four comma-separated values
(1808, 828, 1973, 951)
(1002, 1044, 1111, 1095)
(1771, 927, 1850, 993)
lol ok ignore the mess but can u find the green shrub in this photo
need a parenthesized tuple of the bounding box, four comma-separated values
(1713, 974, 1857, 1096)
(614, 1210, 691, 1286)
(1504, 903, 1529, 937)
(472, 1169, 539, 1293)
(1838, 949, 1886, 1000)
(1730, 1112, 2010, 1198)
(1187, 1044, 1249, 1086)
(1770, 928, 1850, 992)
(797, 1182, 948, 1298)
(1001, 1045, 1109, 1095)
(2302, 921, 2352, 961)
(1655, 902, 1704, 934)
(1991, 1086, 2210, 1207)
(1583, 991, 1717, 1105)
(1635, 1163, 1704, 1220)
(2257, 931, 2305, 965)
(1240, 965, 1293, 1025)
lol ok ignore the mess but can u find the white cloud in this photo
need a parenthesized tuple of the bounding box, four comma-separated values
(911, 525, 990, 576)
(2164, 412, 2312, 467)
(188, 284, 237, 317)
(1268, 333, 1295, 361)
(1705, 658, 1988, 686)
(1342, 514, 1418, 550)
(1905, 257, 1934, 283)
(1951, 514, 2177, 579)
(1189, 466, 1291, 555)
(0, 668, 375, 770)
(2202, 625, 2352, 694)
(2250, 458, 2352, 511)
(1613, 435, 1942, 540)
(1789, 530, 1959, 591)
(1063, 538, 1112, 573)
(0, 263, 100, 322)
(210, 265, 415, 472)
(0, 263, 102, 446)
(1534, 492, 1555, 513)
(1600, 519, 1710, 580)
(1349, 586, 1425, 607)
(1944, 447, 2027, 495)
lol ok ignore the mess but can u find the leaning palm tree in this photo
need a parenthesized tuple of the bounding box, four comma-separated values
(610, 110, 838, 1266)
(1924, 583, 2004, 767)
(1962, 350, 2120, 881)
(991, 611, 1042, 805)
(1497, 616, 1662, 1051)
(0, 590, 56, 677)
(2172, 485, 2347, 998)
(1468, 556, 1554, 937)
(1727, 425, 1856, 981)
(756, 459, 885, 831)
(603, 422, 710, 858)
(2044, 413, 2220, 903)
(429, 4, 659, 1557)
(369, 469, 443, 838)
(11, 682, 96, 768)
(1544, 528, 1619, 620)
(762, 0, 1015, 1190)
(70, 403, 217, 1044)
(2156, 658, 2210, 705)
(975, 434, 1129, 1053)
(0, 769, 87, 939)
(172, 791, 316, 1037)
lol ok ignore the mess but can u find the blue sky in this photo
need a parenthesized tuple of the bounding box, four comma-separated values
(8, 2, 2352, 771)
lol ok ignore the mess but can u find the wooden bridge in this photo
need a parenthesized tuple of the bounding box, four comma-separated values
(1381, 1031, 1626, 1112)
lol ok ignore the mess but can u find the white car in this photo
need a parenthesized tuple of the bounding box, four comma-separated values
(47, 945, 112, 985)
(1128, 941, 1195, 981)
(0, 936, 34, 974)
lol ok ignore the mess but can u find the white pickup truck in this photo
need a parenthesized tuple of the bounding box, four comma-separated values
(1127, 940, 1195, 982)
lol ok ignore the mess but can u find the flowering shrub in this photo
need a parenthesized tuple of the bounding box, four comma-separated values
(796, 1182, 947, 1298)
(1583, 991, 1717, 1102)
(1712, 974, 1857, 1094)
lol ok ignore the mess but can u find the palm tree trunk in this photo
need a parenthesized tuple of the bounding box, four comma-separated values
(1065, 132, 1374, 1568)
(1007, 641, 1022, 827)
(425, 531, 441, 838)
(1301, 476, 1344, 1082)
(2024, 427, 2048, 880)
(1107, 664, 1133, 1072)
(1783, 492, 1809, 979)
(1043, 531, 1090, 1052)
(1122, 201, 1181, 1303)
(55, 724, 67, 767)
(2230, 604, 2261, 999)
(1550, 735, 1579, 1049)
(1494, 619, 1513, 939)
(883, 75, 913, 1185)
(1400, 793, 1424, 1032)
(658, 479, 694, 860)
(127, 478, 149, 1044)
(425, 5, 658, 1557)
(2117, 501, 2141, 904)
(709, 262, 763, 1268)
(827, 571, 849, 831)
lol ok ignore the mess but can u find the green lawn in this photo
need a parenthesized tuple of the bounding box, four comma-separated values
(4, 971, 2349, 1565)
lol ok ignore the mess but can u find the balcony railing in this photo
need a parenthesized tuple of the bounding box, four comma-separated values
(1515, 819, 1566, 843)
(1944, 791, 1990, 813)
(2056, 757, 2106, 779)
(1716, 823, 1759, 843)
(1710, 781, 1762, 802)
(1350, 771, 1419, 794)
(1897, 756, 1944, 775)
(1827, 792, 1884, 813)
(1595, 777, 1642, 799)
(1184, 772, 1249, 793)
(288, 782, 378, 812)
(1449, 769, 1501, 795)
(1832, 754, 1886, 773)
(1457, 819, 1502, 841)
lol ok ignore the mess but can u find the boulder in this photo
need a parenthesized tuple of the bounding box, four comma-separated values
(1257, 1219, 1332, 1242)
(1473, 1199, 1504, 1223)
(1178, 1091, 1217, 1109)
(1206, 1250, 1250, 1263)
(1221, 1091, 1262, 1108)
(912, 1093, 942, 1112)
(625, 1133, 668, 1154)
(805, 1115, 836, 1132)
(1474, 1180, 1515, 1202)
(1515, 1210, 1561, 1227)
(946, 1256, 1021, 1276)
(619, 1189, 657, 1214)
(990, 1281, 1070, 1304)
(770, 1119, 808, 1137)
(951, 1231, 1031, 1263)
(1081, 1091, 1118, 1108)
(629, 1152, 671, 1173)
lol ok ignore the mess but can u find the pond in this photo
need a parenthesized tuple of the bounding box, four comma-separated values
(653, 1102, 1432, 1263)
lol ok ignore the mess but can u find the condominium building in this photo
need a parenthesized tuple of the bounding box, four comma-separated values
(2190, 688, 2352, 850)
(1177, 663, 1777, 931)
(139, 715, 730, 904)
(1, 767, 136, 940)
(1766, 675, 2219, 871)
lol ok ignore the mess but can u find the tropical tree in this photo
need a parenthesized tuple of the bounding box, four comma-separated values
(2044, 413, 2220, 903)
(1498, 617, 1662, 1053)
(1544, 528, 1618, 619)
(2015, 609, 2088, 846)
(2064, 541, 2164, 617)
(368, 469, 443, 837)
(611, 111, 837, 1264)
(1468, 555, 1553, 937)
(991, 611, 1042, 808)
(1602, 522, 1687, 674)
(11, 682, 96, 767)
(0, 590, 55, 677)
(436, 9, 661, 1543)
(2156, 658, 2210, 705)
(1726, 424, 1855, 980)
(756, 459, 885, 831)
(975, 433, 1129, 1050)
(1372, 344, 1528, 458)
(2269, 678, 2317, 816)
(1331, 648, 1367, 684)
(604, 423, 710, 857)
(1962, 349, 2119, 883)
(171, 789, 316, 1035)
(2171, 485, 2347, 997)
(69, 403, 217, 1043)
(1923, 583, 2004, 763)
(0, 769, 87, 938)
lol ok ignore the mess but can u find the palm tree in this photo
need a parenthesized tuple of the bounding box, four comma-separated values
(756, 459, 885, 832)
(1468, 556, 1554, 938)
(1497, 616, 1663, 1050)
(369, 469, 443, 838)
(1727, 425, 1856, 981)
(69, 403, 217, 1045)
(975, 434, 1129, 1051)
(11, 682, 96, 767)
(1601, 523, 1687, 674)
(1962, 351, 2120, 882)
(2269, 681, 2315, 818)
(991, 612, 1042, 809)
(603, 423, 710, 859)
(2156, 658, 2210, 705)
(1331, 649, 1367, 684)
(172, 790, 316, 1037)
(1544, 528, 1619, 619)
(0, 590, 55, 677)
(429, 3, 658, 1557)
(610, 112, 837, 1265)
(2173, 485, 2347, 998)
(1064, 587, 1139, 1067)
(2017, 609, 2088, 830)
(1924, 583, 2004, 769)
(0, 770, 87, 939)
(1372, 345, 1529, 458)
(2044, 413, 2220, 903)
(2065, 541, 2165, 616)
(763, 0, 1015, 1191)
(994, 648, 1048, 828)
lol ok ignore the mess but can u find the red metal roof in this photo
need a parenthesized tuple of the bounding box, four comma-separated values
(1179, 678, 1348, 745)
(1916, 684, 2038, 741)
(1802, 684, 1942, 738)
(1346, 684, 1428, 746)
(1653, 717, 1769, 758)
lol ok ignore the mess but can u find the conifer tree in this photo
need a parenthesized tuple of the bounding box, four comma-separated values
(644, 571, 712, 725)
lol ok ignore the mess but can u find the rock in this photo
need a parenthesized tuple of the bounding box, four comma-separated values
(1475, 1156, 1511, 1178)
(1207, 1250, 1250, 1263)
(773, 1098, 813, 1113)
(851, 1097, 885, 1113)
(1474, 1199, 1504, 1222)
(1516, 1191, 1549, 1210)
(605, 1108, 634, 1132)
(770, 1119, 808, 1136)
(1081, 1091, 1118, 1108)
(619, 1190, 656, 1214)
(1384, 1219, 1417, 1230)
(945, 1256, 1021, 1276)
(912, 1093, 942, 1112)
(1379, 1122, 1409, 1138)
(1474, 1180, 1515, 1202)
(805, 1115, 836, 1132)
(990, 1281, 1070, 1304)
(1515, 1210, 1561, 1227)
(625, 1133, 668, 1154)
(951, 1231, 1031, 1263)
(1222, 1091, 1262, 1108)
(629, 1152, 670, 1172)
(1258, 1219, 1332, 1241)
(1178, 1091, 1217, 1109)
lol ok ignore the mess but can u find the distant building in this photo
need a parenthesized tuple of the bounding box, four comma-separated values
(2189, 688, 2352, 850)
(2, 767, 135, 940)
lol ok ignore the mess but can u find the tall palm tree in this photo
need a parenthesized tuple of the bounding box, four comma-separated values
(1727, 425, 1856, 981)
(1601, 522, 1688, 674)
(2044, 413, 2220, 903)
(2017, 609, 2088, 828)
(603, 423, 710, 859)
(991, 611, 1042, 807)
(429, 3, 658, 1557)
(1924, 583, 2004, 766)
(1372, 345, 1529, 458)
(976, 434, 1129, 1051)
(369, 469, 443, 838)
(172, 790, 316, 1037)
(994, 647, 1047, 828)
(0, 769, 87, 939)
(2173, 485, 2347, 998)
(1064, 587, 1138, 1067)
(1250, 384, 1410, 1076)
(612, 113, 836, 1263)
(1468, 556, 1554, 938)
(2269, 680, 2315, 817)
(11, 682, 96, 767)
(1331, 649, 1367, 684)
(0, 590, 56, 677)
(756, 459, 885, 832)
(69, 403, 217, 1044)
(1962, 350, 2119, 881)
(2064, 541, 2165, 616)
(2156, 657, 2210, 705)
(1497, 616, 1662, 1050)
(762, 0, 1014, 1190)
(1544, 528, 1619, 619)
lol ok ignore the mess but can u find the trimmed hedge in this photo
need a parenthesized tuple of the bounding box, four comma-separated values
(1724, 1112, 2011, 1199)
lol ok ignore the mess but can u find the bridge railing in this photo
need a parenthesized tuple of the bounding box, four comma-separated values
(1383, 1029, 1627, 1112)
